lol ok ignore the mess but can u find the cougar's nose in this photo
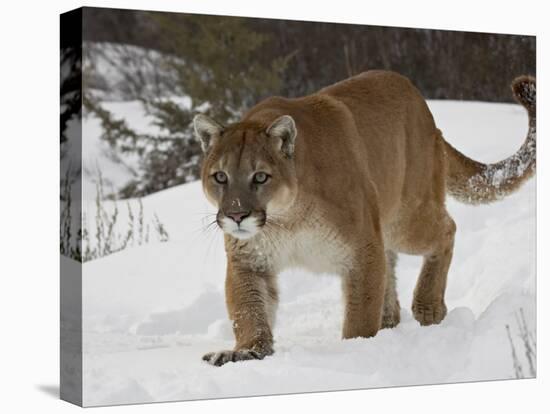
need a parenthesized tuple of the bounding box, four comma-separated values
(226, 211, 251, 224)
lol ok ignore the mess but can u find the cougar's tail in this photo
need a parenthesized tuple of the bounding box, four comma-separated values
(443, 75, 536, 204)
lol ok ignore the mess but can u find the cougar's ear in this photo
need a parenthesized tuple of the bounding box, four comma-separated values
(193, 114, 224, 153)
(266, 115, 297, 157)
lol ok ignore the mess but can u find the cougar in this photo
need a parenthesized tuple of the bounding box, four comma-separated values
(193, 70, 536, 366)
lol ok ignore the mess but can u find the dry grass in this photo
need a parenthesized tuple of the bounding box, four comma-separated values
(506, 308, 536, 379)
(61, 170, 170, 262)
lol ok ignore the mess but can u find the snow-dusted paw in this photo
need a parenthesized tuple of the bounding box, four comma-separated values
(202, 349, 265, 367)
(412, 300, 447, 326)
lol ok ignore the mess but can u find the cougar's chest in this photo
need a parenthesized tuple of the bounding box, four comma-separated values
(270, 222, 353, 275)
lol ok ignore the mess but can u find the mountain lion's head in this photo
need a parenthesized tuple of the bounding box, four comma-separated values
(194, 114, 298, 240)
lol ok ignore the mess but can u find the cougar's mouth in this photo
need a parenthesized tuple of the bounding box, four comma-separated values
(217, 211, 266, 240)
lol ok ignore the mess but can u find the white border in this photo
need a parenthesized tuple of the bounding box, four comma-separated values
(0, 1, 546, 413)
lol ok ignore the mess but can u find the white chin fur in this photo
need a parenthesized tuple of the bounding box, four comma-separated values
(220, 217, 260, 240)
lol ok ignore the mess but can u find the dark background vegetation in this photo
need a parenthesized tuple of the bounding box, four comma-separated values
(68, 7, 535, 199)
(83, 7, 535, 102)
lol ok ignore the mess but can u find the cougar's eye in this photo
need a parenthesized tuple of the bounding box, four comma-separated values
(253, 172, 269, 184)
(213, 171, 228, 184)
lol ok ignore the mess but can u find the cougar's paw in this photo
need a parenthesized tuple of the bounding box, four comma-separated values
(202, 349, 266, 367)
(412, 300, 447, 326)
(381, 305, 401, 329)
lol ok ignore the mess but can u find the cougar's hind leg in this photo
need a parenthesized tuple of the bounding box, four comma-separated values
(412, 213, 456, 326)
(381, 250, 401, 329)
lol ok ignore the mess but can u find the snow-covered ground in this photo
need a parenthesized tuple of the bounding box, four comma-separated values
(81, 100, 535, 406)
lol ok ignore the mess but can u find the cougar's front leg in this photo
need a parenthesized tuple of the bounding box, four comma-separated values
(202, 257, 278, 367)
(342, 239, 386, 339)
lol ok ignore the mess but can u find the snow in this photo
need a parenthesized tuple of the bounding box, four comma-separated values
(81, 100, 535, 406)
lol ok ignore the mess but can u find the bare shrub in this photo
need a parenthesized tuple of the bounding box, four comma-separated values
(82, 173, 170, 262)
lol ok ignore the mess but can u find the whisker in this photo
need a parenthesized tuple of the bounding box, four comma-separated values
(261, 226, 276, 248)
(201, 222, 223, 275)
(267, 212, 290, 221)
(265, 218, 288, 232)
(262, 221, 288, 248)
(187, 217, 218, 237)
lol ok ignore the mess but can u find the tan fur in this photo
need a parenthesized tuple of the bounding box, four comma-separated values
(195, 70, 536, 366)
